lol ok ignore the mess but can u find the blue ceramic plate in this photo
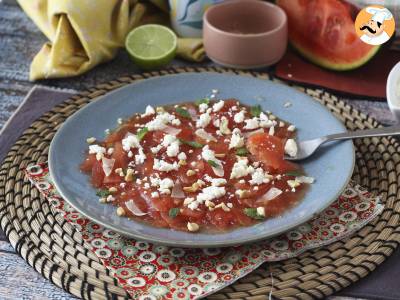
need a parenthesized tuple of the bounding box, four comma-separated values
(49, 73, 354, 247)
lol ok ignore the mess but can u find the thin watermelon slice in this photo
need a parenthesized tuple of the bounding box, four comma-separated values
(277, 0, 380, 71)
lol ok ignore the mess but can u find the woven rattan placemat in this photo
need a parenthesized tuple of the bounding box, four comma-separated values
(0, 67, 399, 300)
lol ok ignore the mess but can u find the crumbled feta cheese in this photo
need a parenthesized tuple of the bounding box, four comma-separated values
(199, 103, 208, 113)
(158, 178, 174, 194)
(162, 134, 177, 147)
(128, 150, 133, 158)
(209, 178, 227, 187)
(287, 179, 301, 189)
(135, 147, 146, 164)
(201, 145, 219, 164)
(142, 105, 155, 117)
(284, 139, 298, 157)
(279, 121, 285, 127)
(122, 133, 140, 151)
(178, 152, 187, 161)
(249, 168, 272, 185)
(229, 128, 244, 149)
(257, 207, 265, 217)
(188, 201, 199, 210)
(146, 112, 176, 131)
(296, 176, 315, 184)
(230, 158, 254, 179)
(196, 186, 226, 203)
(89, 145, 106, 155)
(243, 118, 260, 130)
(196, 112, 211, 128)
(151, 191, 159, 198)
(171, 118, 181, 126)
(287, 125, 296, 132)
(219, 116, 231, 135)
(167, 141, 180, 157)
(107, 148, 114, 155)
(268, 126, 275, 136)
(234, 111, 245, 123)
(151, 145, 162, 154)
(183, 197, 195, 206)
(212, 100, 224, 112)
(86, 137, 96, 144)
(153, 159, 179, 172)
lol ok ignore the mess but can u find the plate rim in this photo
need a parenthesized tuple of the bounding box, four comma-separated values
(49, 72, 355, 247)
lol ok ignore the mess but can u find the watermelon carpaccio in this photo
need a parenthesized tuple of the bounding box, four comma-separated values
(81, 98, 315, 233)
(277, 0, 380, 70)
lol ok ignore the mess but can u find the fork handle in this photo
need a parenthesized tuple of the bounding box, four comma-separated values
(326, 126, 400, 141)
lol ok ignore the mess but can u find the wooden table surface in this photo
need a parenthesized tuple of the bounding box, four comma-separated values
(0, 1, 395, 299)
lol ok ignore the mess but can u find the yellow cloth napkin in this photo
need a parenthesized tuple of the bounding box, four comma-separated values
(17, 0, 205, 81)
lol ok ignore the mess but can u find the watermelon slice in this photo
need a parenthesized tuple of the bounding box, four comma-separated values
(277, 0, 380, 71)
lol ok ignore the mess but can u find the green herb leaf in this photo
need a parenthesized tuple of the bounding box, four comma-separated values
(285, 170, 304, 177)
(207, 160, 219, 168)
(169, 208, 180, 218)
(244, 208, 264, 220)
(195, 98, 210, 106)
(96, 190, 111, 198)
(137, 127, 149, 141)
(250, 104, 262, 117)
(175, 107, 191, 119)
(179, 139, 204, 149)
(236, 147, 249, 156)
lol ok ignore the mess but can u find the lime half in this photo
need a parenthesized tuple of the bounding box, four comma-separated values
(125, 24, 177, 70)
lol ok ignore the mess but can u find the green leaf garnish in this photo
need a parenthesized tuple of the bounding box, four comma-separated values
(179, 139, 204, 149)
(244, 208, 264, 220)
(250, 104, 262, 117)
(96, 190, 111, 198)
(137, 127, 149, 141)
(175, 107, 191, 119)
(195, 98, 210, 106)
(207, 160, 219, 168)
(236, 147, 249, 156)
(169, 208, 180, 218)
(285, 170, 304, 177)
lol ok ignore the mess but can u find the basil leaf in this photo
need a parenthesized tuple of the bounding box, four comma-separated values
(137, 127, 148, 141)
(250, 104, 262, 117)
(175, 107, 191, 119)
(169, 208, 180, 218)
(285, 170, 304, 177)
(236, 147, 249, 156)
(243, 208, 264, 220)
(207, 160, 219, 168)
(96, 190, 110, 198)
(179, 139, 204, 149)
(195, 98, 210, 106)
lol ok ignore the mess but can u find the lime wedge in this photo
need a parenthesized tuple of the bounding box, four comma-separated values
(125, 25, 177, 70)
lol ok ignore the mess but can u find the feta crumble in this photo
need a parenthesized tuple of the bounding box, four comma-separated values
(212, 100, 225, 112)
(284, 139, 298, 157)
(229, 128, 244, 149)
(234, 111, 245, 123)
(196, 112, 211, 128)
(142, 105, 155, 117)
(249, 168, 271, 185)
(153, 159, 179, 172)
(230, 158, 254, 179)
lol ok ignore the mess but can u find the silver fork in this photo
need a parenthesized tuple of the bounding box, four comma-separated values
(285, 126, 400, 161)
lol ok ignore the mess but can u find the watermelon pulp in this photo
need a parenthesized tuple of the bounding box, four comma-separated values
(277, 0, 380, 71)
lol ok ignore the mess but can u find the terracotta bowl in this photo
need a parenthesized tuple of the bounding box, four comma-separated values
(203, 0, 288, 69)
